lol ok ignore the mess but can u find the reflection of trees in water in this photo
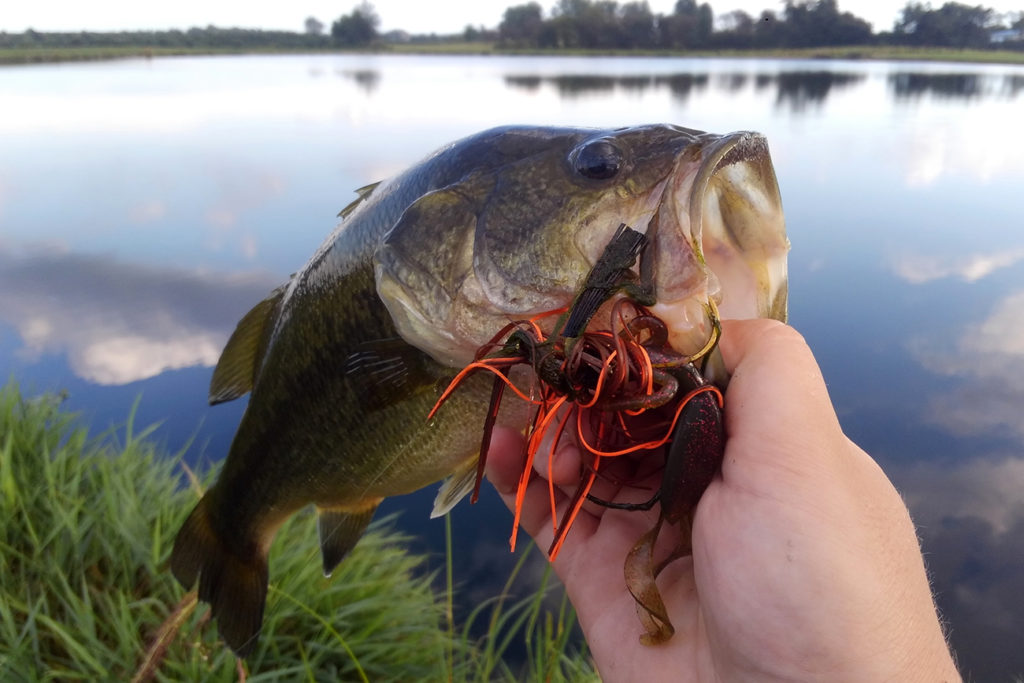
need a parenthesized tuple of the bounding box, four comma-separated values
(1006, 75, 1024, 98)
(500, 70, 880, 109)
(338, 69, 381, 93)
(716, 73, 748, 93)
(552, 75, 620, 96)
(503, 75, 542, 92)
(751, 72, 865, 110)
(890, 72, 984, 100)
(653, 73, 709, 101)
(768, 71, 865, 111)
(888, 72, 1024, 101)
(503, 69, 1023, 106)
(546, 75, 618, 96)
(502, 72, 708, 100)
(617, 74, 654, 93)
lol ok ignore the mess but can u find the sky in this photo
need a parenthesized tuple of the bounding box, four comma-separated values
(3, 1, 1021, 36)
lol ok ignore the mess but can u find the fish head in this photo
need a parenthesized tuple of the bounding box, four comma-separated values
(375, 124, 788, 368)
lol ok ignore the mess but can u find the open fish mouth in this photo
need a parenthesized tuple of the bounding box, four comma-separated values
(642, 131, 789, 363)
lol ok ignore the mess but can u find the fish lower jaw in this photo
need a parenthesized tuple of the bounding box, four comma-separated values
(648, 297, 717, 359)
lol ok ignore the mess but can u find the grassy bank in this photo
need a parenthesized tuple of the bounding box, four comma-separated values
(0, 46, 336, 64)
(0, 382, 595, 681)
(3, 42, 1024, 65)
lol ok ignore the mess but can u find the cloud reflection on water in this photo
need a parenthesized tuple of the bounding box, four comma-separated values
(887, 251, 1024, 678)
(892, 454, 1024, 681)
(891, 248, 1024, 284)
(0, 247, 280, 386)
(910, 291, 1024, 441)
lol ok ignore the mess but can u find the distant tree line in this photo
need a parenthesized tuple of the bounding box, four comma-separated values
(498, 0, 1024, 50)
(0, 26, 330, 50)
(891, 2, 1016, 48)
(2, 1, 1021, 53)
(0, 3, 382, 51)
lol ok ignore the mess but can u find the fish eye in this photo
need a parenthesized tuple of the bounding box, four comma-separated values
(571, 139, 623, 180)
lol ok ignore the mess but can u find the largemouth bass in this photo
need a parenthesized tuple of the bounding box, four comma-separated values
(170, 124, 788, 656)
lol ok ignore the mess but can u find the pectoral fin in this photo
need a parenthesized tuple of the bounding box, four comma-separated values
(209, 285, 287, 405)
(344, 338, 436, 411)
(317, 501, 381, 577)
(430, 456, 479, 519)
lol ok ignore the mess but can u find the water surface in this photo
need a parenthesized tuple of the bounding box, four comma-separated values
(2, 54, 1023, 679)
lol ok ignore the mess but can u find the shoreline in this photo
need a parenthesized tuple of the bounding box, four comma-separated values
(3, 43, 1024, 66)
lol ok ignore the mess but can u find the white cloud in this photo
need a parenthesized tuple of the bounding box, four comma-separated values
(0, 248, 281, 386)
(205, 207, 238, 230)
(128, 199, 167, 224)
(912, 291, 1024, 439)
(76, 334, 224, 384)
(897, 455, 1024, 535)
(899, 96, 1024, 188)
(892, 248, 1024, 284)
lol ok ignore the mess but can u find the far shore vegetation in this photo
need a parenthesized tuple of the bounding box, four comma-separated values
(3, 0, 1024, 65)
(0, 382, 595, 680)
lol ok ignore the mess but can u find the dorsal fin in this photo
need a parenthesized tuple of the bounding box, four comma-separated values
(209, 285, 286, 405)
(337, 181, 382, 219)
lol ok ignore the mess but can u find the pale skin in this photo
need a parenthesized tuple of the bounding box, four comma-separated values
(485, 319, 960, 682)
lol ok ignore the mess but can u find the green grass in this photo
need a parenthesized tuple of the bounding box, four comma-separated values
(3, 43, 1024, 65)
(0, 46, 229, 64)
(0, 381, 595, 681)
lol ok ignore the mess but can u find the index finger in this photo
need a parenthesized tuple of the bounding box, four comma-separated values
(716, 318, 848, 478)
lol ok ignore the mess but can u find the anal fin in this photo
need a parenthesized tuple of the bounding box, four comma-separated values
(317, 501, 380, 577)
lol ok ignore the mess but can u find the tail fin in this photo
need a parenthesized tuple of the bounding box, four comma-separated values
(170, 497, 268, 658)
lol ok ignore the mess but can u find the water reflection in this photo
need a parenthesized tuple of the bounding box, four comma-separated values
(890, 72, 985, 100)
(764, 71, 864, 111)
(1006, 74, 1024, 97)
(504, 70, 866, 109)
(891, 248, 1024, 284)
(339, 69, 381, 93)
(890, 72, 1024, 101)
(0, 248, 278, 385)
(501, 68, 1024, 110)
(893, 455, 1024, 681)
(654, 73, 709, 101)
(715, 72, 748, 93)
(885, 242, 1024, 679)
(505, 72, 711, 99)
(913, 290, 1024, 442)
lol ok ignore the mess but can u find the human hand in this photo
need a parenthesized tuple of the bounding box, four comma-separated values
(485, 319, 960, 682)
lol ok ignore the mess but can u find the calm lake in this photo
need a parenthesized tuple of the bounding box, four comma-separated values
(2, 53, 1023, 679)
